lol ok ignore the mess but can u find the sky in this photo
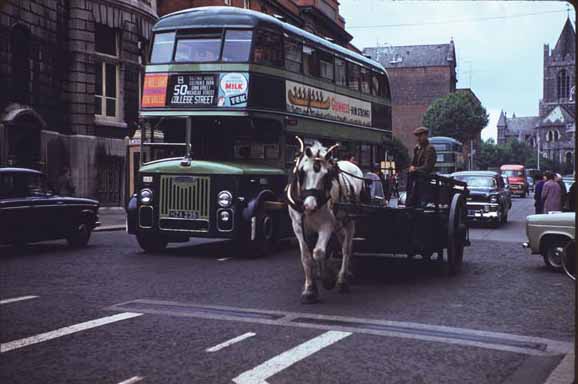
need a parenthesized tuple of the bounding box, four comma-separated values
(339, 0, 574, 141)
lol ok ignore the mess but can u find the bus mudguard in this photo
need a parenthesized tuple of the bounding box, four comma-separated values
(242, 189, 275, 222)
(126, 193, 138, 234)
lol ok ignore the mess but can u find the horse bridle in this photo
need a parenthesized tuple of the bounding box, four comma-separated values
(286, 137, 339, 213)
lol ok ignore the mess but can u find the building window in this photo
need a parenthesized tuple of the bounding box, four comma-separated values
(253, 29, 283, 67)
(243, 0, 251, 8)
(554, 130, 560, 141)
(10, 24, 31, 104)
(224, 0, 232, 5)
(95, 24, 119, 119)
(335, 57, 346, 86)
(557, 69, 570, 100)
(284, 39, 302, 73)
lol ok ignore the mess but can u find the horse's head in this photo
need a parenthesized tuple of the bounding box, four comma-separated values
(294, 139, 339, 213)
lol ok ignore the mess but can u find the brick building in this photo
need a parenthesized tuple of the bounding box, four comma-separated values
(497, 17, 575, 172)
(0, 0, 157, 206)
(157, 0, 353, 48)
(362, 42, 457, 150)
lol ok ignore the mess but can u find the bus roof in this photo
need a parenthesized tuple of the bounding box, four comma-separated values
(500, 164, 525, 170)
(429, 136, 463, 145)
(154, 6, 386, 74)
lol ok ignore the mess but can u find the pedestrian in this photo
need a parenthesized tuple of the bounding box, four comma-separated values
(55, 167, 75, 196)
(568, 176, 576, 212)
(534, 172, 546, 214)
(555, 173, 567, 209)
(406, 126, 436, 208)
(541, 171, 562, 213)
(365, 163, 385, 204)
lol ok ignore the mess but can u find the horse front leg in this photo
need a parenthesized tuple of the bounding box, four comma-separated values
(313, 225, 336, 290)
(337, 220, 355, 293)
(290, 212, 318, 304)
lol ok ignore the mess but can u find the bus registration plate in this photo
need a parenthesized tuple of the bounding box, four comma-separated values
(169, 210, 199, 219)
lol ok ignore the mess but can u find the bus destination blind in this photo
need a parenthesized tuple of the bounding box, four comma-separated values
(167, 74, 217, 106)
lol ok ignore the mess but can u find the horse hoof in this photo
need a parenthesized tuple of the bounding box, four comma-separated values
(300, 292, 319, 304)
(337, 281, 350, 293)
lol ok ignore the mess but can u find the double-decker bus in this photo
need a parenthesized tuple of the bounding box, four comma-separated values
(429, 136, 465, 175)
(127, 6, 392, 255)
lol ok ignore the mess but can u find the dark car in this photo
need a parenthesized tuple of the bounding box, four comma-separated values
(0, 168, 100, 247)
(451, 171, 512, 227)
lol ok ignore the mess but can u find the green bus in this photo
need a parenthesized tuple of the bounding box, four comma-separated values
(429, 136, 465, 175)
(127, 6, 392, 255)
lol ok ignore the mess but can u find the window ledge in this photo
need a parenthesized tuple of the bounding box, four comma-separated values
(94, 116, 127, 128)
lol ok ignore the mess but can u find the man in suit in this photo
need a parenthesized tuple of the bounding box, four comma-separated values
(406, 126, 437, 207)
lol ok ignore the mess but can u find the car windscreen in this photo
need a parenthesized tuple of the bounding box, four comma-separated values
(454, 176, 496, 188)
(502, 170, 523, 177)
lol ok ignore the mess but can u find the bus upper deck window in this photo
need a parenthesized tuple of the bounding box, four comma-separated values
(174, 32, 222, 62)
(335, 58, 346, 86)
(253, 29, 283, 67)
(222, 30, 253, 62)
(371, 72, 379, 96)
(150, 32, 175, 64)
(347, 62, 360, 91)
(319, 51, 334, 81)
(303, 46, 320, 77)
(285, 38, 302, 73)
(360, 67, 370, 94)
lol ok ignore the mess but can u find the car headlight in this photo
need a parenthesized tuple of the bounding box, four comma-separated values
(490, 195, 498, 203)
(140, 188, 153, 204)
(217, 190, 233, 208)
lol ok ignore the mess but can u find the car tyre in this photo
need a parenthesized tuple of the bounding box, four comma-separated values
(542, 238, 568, 272)
(67, 223, 92, 248)
(136, 232, 167, 253)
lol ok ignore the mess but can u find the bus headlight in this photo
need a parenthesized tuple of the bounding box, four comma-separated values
(140, 188, 153, 204)
(217, 190, 233, 208)
(490, 195, 498, 203)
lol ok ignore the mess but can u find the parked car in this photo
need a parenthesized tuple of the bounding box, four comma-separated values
(523, 212, 575, 271)
(0, 168, 100, 247)
(451, 171, 511, 227)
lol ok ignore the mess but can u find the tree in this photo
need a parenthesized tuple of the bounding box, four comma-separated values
(477, 138, 562, 172)
(385, 136, 410, 171)
(422, 92, 489, 143)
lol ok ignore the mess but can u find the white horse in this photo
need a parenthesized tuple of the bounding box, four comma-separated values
(286, 138, 364, 304)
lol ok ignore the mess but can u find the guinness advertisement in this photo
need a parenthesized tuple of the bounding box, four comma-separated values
(285, 80, 372, 127)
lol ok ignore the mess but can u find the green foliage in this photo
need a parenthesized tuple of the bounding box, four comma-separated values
(385, 136, 411, 170)
(477, 138, 564, 172)
(422, 92, 489, 143)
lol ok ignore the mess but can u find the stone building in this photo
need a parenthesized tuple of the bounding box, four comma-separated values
(157, 0, 353, 48)
(497, 17, 575, 172)
(0, 0, 157, 206)
(362, 42, 457, 150)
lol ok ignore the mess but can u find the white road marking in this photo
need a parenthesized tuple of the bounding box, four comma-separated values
(206, 332, 256, 353)
(217, 257, 232, 262)
(117, 376, 144, 384)
(0, 312, 143, 353)
(232, 330, 351, 384)
(0, 295, 38, 305)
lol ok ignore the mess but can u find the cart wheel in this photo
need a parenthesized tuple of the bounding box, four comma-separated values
(447, 193, 467, 275)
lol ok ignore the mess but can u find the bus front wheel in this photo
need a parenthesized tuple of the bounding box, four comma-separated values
(136, 232, 167, 253)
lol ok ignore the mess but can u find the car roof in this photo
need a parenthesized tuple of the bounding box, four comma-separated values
(0, 167, 43, 175)
(451, 171, 498, 177)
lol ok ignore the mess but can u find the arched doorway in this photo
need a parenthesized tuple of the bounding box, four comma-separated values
(3, 105, 46, 170)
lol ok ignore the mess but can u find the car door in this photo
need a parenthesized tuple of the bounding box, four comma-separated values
(28, 174, 69, 239)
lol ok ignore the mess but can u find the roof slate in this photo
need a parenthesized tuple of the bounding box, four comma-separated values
(504, 116, 541, 134)
(553, 17, 576, 58)
(362, 43, 455, 68)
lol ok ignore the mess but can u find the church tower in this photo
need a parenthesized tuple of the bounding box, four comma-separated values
(540, 17, 576, 117)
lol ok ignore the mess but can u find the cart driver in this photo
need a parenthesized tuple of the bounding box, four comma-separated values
(406, 126, 436, 208)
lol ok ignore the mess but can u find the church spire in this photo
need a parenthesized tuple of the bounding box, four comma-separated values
(497, 110, 507, 127)
(553, 17, 576, 58)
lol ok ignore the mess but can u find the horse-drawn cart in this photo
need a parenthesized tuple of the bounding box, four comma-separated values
(334, 174, 470, 275)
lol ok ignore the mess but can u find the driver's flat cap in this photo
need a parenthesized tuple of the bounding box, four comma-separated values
(413, 126, 429, 135)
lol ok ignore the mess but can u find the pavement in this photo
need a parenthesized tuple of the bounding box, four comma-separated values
(95, 207, 126, 232)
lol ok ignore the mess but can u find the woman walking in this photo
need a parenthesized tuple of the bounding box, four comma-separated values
(541, 171, 562, 213)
